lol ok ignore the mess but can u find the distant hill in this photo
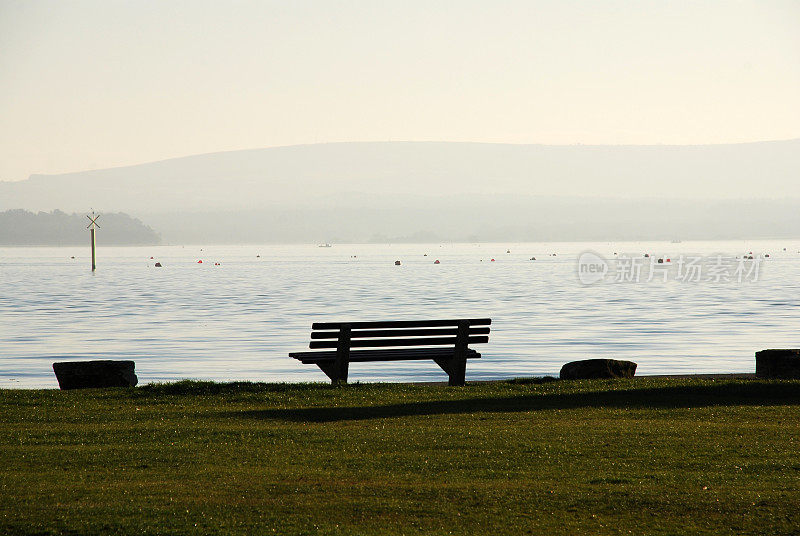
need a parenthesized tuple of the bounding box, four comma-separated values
(2, 140, 800, 243)
(0, 210, 161, 246)
(1, 140, 799, 213)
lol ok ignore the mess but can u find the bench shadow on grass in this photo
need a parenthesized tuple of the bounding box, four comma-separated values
(225, 382, 800, 423)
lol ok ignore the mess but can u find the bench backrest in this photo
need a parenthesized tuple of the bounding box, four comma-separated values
(307, 318, 491, 349)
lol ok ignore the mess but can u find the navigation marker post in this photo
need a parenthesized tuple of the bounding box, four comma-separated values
(86, 211, 101, 271)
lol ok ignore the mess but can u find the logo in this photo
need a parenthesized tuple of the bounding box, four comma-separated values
(577, 251, 609, 285)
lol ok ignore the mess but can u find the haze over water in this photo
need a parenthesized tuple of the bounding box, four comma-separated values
(2, 240, 798, 388)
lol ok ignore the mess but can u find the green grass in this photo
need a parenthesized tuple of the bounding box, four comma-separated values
(2, 377, 800, 535)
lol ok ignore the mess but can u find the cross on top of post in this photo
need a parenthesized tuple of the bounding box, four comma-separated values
(86, 211, 101, 230)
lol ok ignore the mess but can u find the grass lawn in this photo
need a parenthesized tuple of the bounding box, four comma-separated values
(2, 377, 800, 535)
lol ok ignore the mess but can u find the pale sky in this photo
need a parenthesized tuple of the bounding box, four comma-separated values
(1, 0, 798, 180)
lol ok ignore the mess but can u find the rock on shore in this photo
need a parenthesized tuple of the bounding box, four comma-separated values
(756, 349, 800, 379)
(560, 359, 637, 380)
(53, 360, 138, 389)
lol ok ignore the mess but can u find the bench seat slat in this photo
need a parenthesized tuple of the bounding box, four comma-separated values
(308, 335, 489, 349)
(310, 327, 490, 339)
(311, 318, 491, 330)
(290, 347, 481, 364)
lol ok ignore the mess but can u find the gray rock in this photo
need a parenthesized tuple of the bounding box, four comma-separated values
(755, 349, 800, 378)
(52, 360, 138, 389)
(560, 359, 637, 380)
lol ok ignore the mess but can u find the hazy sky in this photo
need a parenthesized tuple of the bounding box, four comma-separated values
(1, 0, 798, 180)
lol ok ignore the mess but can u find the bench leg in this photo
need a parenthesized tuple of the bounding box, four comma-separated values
(316, 362, 337, 383)
(332, 325, 350, 385)
(450, 357, 466, 387)
(447, 320, 469, 386)
(316, 361, 348, 385)
(433, 357, 466, 387)
(334, 354, 349, 385)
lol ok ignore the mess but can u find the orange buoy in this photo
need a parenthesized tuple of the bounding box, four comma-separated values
(434, 260, 440, 264)
(197, 260, 203, 263)
(490, 258, 495, 262)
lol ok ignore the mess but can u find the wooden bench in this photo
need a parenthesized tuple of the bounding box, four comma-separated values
(289, 318, 491, 386)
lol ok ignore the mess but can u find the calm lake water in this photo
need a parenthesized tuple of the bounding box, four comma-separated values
(1, 241, 799, 388)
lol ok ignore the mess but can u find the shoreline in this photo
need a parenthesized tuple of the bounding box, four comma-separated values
(1, 372, 763, 390)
